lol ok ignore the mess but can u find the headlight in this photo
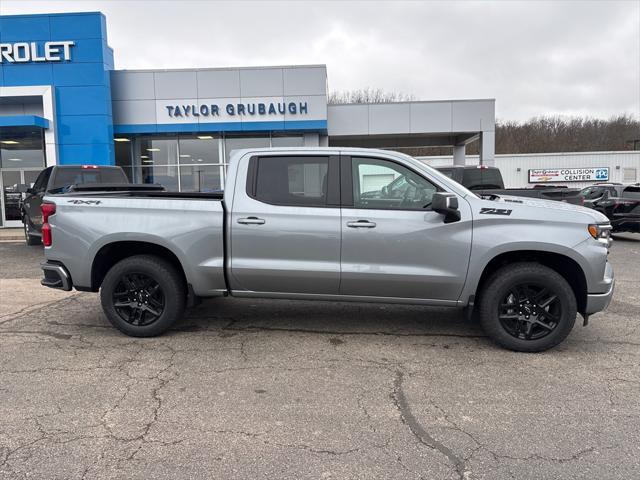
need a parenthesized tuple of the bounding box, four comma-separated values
(588, 224, 612, 246)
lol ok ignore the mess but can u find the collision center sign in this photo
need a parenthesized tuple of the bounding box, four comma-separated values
(528, 167, 609, 183)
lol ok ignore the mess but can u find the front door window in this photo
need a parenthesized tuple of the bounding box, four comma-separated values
(352, 157, 438, 210)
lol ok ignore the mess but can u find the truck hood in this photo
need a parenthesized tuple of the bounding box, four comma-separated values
(488, 195, 610, 224)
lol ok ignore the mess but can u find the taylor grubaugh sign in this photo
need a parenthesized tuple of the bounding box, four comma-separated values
(528, 167, 610, 183)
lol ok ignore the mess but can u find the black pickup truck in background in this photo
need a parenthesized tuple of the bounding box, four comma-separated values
(434, 165, 582, 202)
(575, 183, 640, 233)
(17, 165, 129, 245)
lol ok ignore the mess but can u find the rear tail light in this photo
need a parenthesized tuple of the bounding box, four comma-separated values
(81, 165, 99, 169)
(41, 202, 56, 247)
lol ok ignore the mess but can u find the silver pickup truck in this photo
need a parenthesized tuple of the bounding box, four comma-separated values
(40, 147, 615, 352)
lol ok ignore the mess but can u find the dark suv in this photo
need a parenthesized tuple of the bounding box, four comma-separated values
(577, 183, 640, 233)
(18, 165, 128, 245)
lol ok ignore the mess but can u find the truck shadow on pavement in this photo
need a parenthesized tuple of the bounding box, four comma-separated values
(176, 297, 486, 340)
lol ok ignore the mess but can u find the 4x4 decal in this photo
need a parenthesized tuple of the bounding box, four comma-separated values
(67, 200, 102, 205)
(480, 207, 512, 216)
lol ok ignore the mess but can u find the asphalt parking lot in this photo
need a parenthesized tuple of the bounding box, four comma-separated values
(0, 235, 639, 479)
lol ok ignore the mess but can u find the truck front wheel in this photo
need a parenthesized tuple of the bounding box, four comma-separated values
(478, 263, 577, 352)
(100, 255, 186, 337)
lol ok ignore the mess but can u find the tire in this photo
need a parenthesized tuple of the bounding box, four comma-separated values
(24, 218, 41, 246)
(100, 255, 186, 337)
(478, 262, 577, 352)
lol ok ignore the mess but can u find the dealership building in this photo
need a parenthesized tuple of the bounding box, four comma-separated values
(0, 11, 497, 227)
(2, 11, 638, 230)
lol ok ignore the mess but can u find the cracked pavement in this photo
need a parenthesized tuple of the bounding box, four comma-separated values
(0, 235, 639, 479)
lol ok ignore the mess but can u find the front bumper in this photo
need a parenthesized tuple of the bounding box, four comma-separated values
(584, 261, 615, 315)
(41, 261, 72, 291)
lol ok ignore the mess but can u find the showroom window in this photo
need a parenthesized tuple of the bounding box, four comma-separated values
(116, 133, 308, 192)
(114, 137, 133, 181)
(271, 135, 305, 148)
(224, 136, 270, 162)
(0, 127, 46, 169)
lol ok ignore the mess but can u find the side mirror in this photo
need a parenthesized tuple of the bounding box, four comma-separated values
(432, 192, 461, 223)
(16, 184, 29, 193)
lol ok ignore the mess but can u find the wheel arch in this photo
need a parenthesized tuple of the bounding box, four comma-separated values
(90, 241, 188, 292)
(475, 250, 588, 314)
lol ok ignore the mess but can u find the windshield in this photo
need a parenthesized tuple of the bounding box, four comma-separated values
(50, 168, 128, 193)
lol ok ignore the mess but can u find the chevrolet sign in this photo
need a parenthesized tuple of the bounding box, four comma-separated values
(0, 41, 75, 63)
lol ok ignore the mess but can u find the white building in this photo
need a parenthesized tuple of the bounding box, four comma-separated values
(418, 151, 640, 189)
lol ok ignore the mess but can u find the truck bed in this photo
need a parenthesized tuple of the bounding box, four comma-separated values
(43, 191, 227, 297)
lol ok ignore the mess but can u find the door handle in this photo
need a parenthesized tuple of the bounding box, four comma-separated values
(237, 217, 265, 225)
(346, 220, 376, 228)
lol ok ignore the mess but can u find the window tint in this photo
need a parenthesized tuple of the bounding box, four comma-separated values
(462, 168, 504, 190)
(50, 168, 128, 193)
(352, 157, 437, 210)
(253, 156, 329, 206)
(622, 186, 640, 199)
(580, 186, 604, 200)
(32, 168, 50, 192)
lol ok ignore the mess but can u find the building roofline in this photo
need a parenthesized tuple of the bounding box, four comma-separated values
(113, 64, 328, 74)
(0, 11, 104, 19)
(417, 150, 640, 160)
(328, 98, 495, 107)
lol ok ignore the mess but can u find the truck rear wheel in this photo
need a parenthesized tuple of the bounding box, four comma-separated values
(100, 255, 186, 337)
(478, 263, 577, 352)
(24, 218, 41, 246)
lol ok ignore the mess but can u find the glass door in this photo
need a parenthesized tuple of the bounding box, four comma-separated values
(1, 171, 22, 228)
(1, 169, 42, 228)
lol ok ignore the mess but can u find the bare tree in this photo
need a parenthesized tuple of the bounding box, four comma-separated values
(399, 115, 640, 157)
(490, 115, 640, 154)
(328, 87, 416, 104)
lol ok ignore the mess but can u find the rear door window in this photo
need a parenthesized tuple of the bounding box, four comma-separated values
(249, 156, 332, 207)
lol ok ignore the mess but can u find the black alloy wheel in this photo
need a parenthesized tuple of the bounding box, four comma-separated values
(478, 262, 577, 352)
(112, 273, 165, 326)
(100, 255, 186, 337)
(498, 283, 561, 341)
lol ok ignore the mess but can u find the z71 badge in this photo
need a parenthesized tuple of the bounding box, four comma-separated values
(480, 207, 512, 216)
(67, 200, 102, 205)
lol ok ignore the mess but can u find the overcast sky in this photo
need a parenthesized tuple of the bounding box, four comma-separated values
(2, 0, 639, 121)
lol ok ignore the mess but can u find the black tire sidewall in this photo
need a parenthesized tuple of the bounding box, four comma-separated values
(24, 219, 40, 246)
(479, 263, 577, 352)
(100, 255, 186, 337)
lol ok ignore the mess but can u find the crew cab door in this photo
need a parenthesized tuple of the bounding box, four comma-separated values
(229, 154, 341, 294)
(340, 155, 472, 301)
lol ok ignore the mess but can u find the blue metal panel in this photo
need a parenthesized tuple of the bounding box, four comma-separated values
(0, 15, 51, 41)
(114, 120, 328, 135)
(0, 115, 49, 128)
(56, 86, 111, 116)
(49, 12, 106, 40)
(2, 64, 54, 85)
(57, 115, 113, 144)
(241, 120, 284, 131)
(68, 38, 106, 63)
(57, 143, 114, 165)
(52, 63, 109, 87)
(113, 124, 158, 134)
